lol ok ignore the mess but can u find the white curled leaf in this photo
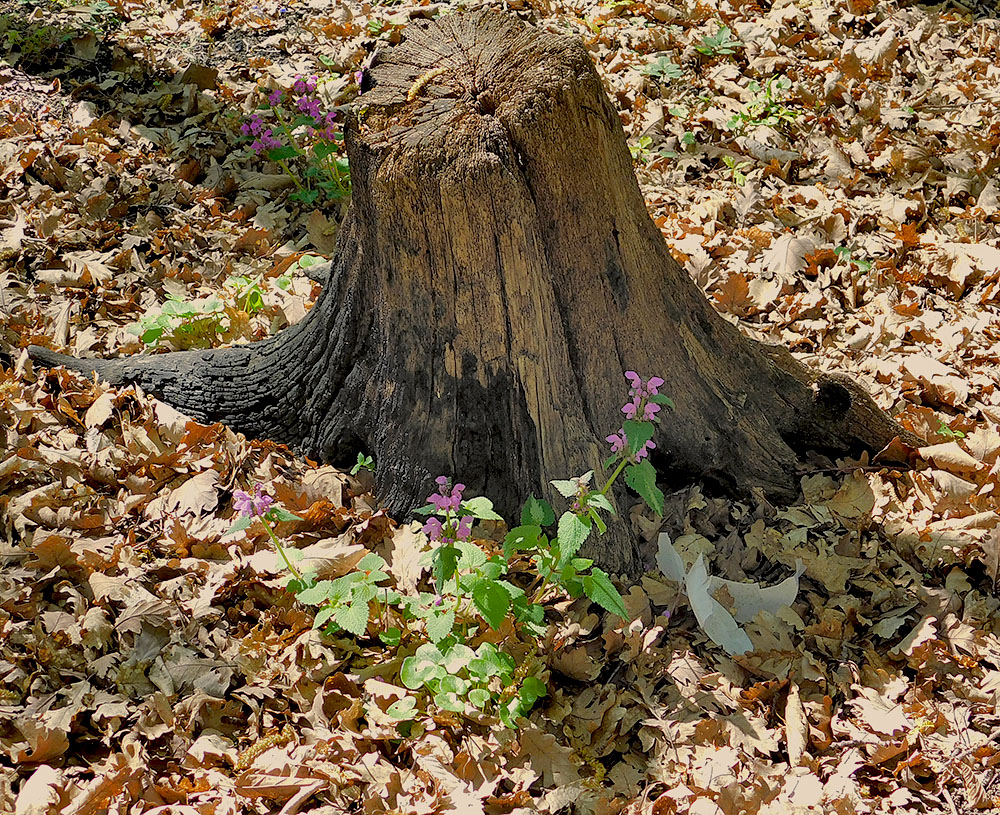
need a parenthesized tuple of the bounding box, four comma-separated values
(655, 532, 686, 583)
(686, 555, 753, 655)
(708, 560, 805, 623)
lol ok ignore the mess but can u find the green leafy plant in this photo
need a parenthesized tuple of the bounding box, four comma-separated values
(834, 246, 872, 277)
(240, 74, 358, 204)
(351, 452, 375, 475)
(936, 422, 966, 440)
(722, 155, 752, 185)
(695, 24, 742, 57)
(127, 271, 284, 349)
(727, 76, 797, 135)
(127, 295, 227, 349)
(238, 371, 670, 730)
(641, 55, 683, 82)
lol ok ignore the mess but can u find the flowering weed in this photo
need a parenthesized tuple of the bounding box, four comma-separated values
(238, 73, 357, 204)
(232, 372, 670, 730)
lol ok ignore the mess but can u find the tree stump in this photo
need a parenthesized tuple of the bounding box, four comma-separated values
(29, 11, 911, 570)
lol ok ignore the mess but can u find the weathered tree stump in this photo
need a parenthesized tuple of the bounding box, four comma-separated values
(29, 11, 912, 570)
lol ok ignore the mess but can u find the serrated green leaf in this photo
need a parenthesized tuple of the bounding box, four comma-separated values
(473, 580, 511, 630)
(648, 394, 674, 408)
(425, 608, 455, 643)
(551, 479, 579, 498)
(624, 459, 665, 515)
(294, 580, 336, 606)
(356, 552, 387, 572)
(521, 495, 555, 526)
(463, 496, 502, 521)
(556, 512, 591, 562)
(504, 525, 543, 556)
(623, 419, 655, 456)
(432, 544, 461, 586)
(335, 600, 370, 636)
(313, 141, 338, 160)
(583, 568, 629, 619)
(266, 145, 299, 161)
(224, 515, 252, 537)
(586, 492, 615, 515)
(312, 605, 336, 628)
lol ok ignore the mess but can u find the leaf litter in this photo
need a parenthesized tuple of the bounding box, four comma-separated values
(4, 0, 1000, 812)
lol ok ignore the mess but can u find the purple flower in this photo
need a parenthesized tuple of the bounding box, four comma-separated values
(607, 431, 626, 454)
(423, 517, 443, 541)
(293, 75, 317, 95)
(622, 396, 641, 420)
(625, 371, 642, 394)
(354, 70, 365, 85)
(643, 402, 661, 421)
(233, 483, 274, 517)
(427, 477, 465, 513)
(249, 128, 283, 156)
(268, 88, 283, 106)
(456, 515, 473, 540)
(646, 376, 664, 395)
(635, 440, 656, 462)
(241, 114, 264, 136)
(297, 96, 321, 118)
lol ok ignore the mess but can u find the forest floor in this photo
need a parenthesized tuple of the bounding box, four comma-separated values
(3, 0, 1000, 812)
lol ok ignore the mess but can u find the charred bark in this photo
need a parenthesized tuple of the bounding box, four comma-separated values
(28, 11, 913, 570)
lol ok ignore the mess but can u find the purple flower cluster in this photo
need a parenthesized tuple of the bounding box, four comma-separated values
(622, 371, 665, 421)
(422, 476, 473, 544)
(241, 114, 282, 156)
(606, 371, 664, 462)
(233, 483, 274, 517)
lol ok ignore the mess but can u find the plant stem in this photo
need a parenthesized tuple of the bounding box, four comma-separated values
(600, 457, 630, 496)
(260, 514, 303, 581)
(275, 158, 304, 191)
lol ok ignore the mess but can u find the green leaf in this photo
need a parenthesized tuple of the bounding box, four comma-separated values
(434, 691, 464, 713)
(583, 568, 629, 619)
(586, 493, 615, 515)
(443, 644, 475, 672)
(267, 506, 303, 522)
(432, 544, 461, 586)
(648, 394, 674, 408)
(551, 479, 579, 498)
(386, 696, 416, 720)
(469, 688, 490, 709)
(335, 600, 370, 636)
(521, 495, 555, 526)
(312, 605, 336, 628)
(425, 608, 455, 643)
(556, 511, 591, 562)
(518, 675, 548, 705)
(356, 552, 387, 572)
(504, 525, 543, 557)
(379, 627, 402, 646)
(624, 459, 665, 515)
(623, 420, 655, 457)
(224, 515, 252, 537)
(294, 580, 336, 606)
(472, 580, 511, 630)
(439, 674, 468, 695)
(401, 652, 444, 689)
(266, 145, 299, 161)
(313, 141, 339, 160)
(463, 496, 502, 521)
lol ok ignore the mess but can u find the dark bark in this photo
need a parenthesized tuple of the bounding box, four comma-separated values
(28, 11, 914, 570)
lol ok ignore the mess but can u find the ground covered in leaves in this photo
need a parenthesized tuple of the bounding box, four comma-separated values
(3, 0, 1000, 812)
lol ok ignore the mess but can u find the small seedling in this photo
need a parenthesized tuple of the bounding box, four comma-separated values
(695, 24, 742, 57)
(728, 76, 797, 135)
(722, 155, 752, 185)
(350, 452, 374, 475)
(641, 56, 683, 82)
